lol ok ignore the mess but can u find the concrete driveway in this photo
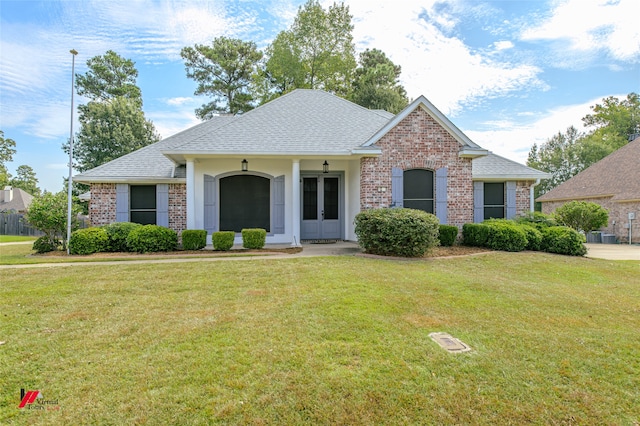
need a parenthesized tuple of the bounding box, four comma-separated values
(585, 243, 640, 261)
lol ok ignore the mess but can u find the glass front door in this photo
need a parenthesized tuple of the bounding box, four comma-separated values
(301, 175, 341, 240)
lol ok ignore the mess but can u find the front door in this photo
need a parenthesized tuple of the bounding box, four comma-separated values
(301, 175, 341, 240)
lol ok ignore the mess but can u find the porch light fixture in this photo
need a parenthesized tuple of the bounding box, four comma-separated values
(323, 161, 329, 173)
(241, 159, 248, 172)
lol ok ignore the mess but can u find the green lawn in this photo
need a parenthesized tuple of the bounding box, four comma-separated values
(1, 254, 639, 424)
(0, 235, 37, 243)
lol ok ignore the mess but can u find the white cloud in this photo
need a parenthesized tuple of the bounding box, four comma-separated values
(166, 97, 194, 106)
(465, 95, 624, 164)
(520, 0, 640, 63)
(493, 40, 514, 51)
(348, 0, 546, 115)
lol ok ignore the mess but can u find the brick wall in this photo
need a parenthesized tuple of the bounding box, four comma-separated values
(542, 198, 640, 243)
(516, 181, 533, 216)
(88, 183, 187, 235)
(168, 184, 186, 234)
(89, 183, 116, 226)
(360, 107, 474, 226)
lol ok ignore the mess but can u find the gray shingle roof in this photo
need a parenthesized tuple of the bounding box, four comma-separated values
(537, 136, 640, 202)
(75, 116, 235, 182)
(163, 90, 392, 159)
(473, 152, 551, 180)
(0, 187, 34, 212)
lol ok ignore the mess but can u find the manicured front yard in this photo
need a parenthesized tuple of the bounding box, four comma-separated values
(1, 254, 638, 424)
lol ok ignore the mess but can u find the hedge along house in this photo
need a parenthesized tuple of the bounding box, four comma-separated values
(75, 89, 549, 245)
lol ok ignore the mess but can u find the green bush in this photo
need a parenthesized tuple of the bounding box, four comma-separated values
(212, 231, 235, 251)
(438, 225, 458, 247)
(182, 230, 207, 250)
(484, 220, 528, 252)
(541, 226, 587, 256)
(354, 208, 440, 257)
(70, 227, 109, 255)
(462, 223, 490, 247)
(242, 228, 267, 249)
(126, 225, 178, 253)
(32, 235, 60, 253)
(553, 201, 609, 233)
(103, 222, 141, 252)
(519, 224, 543, 251)
(515, 211, 557, 230)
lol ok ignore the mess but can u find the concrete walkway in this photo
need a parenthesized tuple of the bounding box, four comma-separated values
(585, 243, 640, 261)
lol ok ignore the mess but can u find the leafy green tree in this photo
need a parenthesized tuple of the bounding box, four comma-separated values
(10, 165, 40, 196)
(582, 93, 640, 149)
(24, 191, 83, 251)
(65, 51, 160, 173)
(527, 126, 582, 197)
(0, 130, 17, 188)
(349, 49, 408, 113)
(181, 37, 263, 119)
(264, 0, 356, 97)
(70, 97, 160, 172)
(75, 50, 142, 104)
(553, 201, 609, 233)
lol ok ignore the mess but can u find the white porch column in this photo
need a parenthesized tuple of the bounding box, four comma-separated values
(291, 159, 301, 246)
(186, 159, 196, 229)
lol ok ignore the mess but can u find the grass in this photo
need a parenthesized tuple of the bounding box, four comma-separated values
(1, 253, 639, 424)
(0, 235, 37, 243)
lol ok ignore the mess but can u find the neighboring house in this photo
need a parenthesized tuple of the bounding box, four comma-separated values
(75, 89, 549, 245)
(0, 186, 34, 213)
(537, 136, 640, 243)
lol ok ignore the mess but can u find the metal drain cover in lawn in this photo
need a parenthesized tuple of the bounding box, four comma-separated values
(429, 332, 471, 353)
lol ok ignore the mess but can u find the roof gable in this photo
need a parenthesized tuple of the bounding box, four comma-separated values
(473, 152, 550, 180)
(538, 137, 640, 202)
(362, 95, 488, 158)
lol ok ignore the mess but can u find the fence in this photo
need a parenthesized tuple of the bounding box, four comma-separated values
(0, 213, 88, 236)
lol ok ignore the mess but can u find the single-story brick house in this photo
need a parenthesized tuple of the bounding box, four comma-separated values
(75, 89, 549, 245)
(537, 136, 640, 243)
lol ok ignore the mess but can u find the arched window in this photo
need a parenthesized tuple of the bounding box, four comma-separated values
(403, 169, 434, 213)
(219, 175, 270, 232)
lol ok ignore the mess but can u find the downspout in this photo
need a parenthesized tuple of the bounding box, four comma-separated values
(530, 179, 541, 212)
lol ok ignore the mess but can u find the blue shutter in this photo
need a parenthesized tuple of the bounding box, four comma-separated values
(435, 167, 448, 224)
(156, 184, 169, 227)
(473, 181, 484, 223)
(391, 167, 403, 208)
(506, 181, 517, 219)
(273, 175, 285, 234)
(115, 183, 129, 222)
(204, 174, 216, 233)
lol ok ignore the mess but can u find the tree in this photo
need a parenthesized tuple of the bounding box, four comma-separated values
(553, 201, 609, 234)
(24, 191, 83, 251)
(69, 97, 161, 172)
(75, 50, 142, 104)
(349, 49, 408, 113)
(582, 93, 640, 149)
(181, 37, 263, 119)
(10, 165, 40, 195)
(264, 0, 356, 98)
(0, 130, 17, 188)
(66, 51, 160, 173)
(527, 126, 582, 197)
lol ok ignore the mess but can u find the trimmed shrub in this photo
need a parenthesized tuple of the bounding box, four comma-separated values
(354, 208, 440, 257)
(126, 225, 178, 253)
(32, 236, 59, 254)
(519, 224, 543, 251)
(515, 211, 556, 230)
(69, 227, 109, 255)
(462, 223, 490, 247)
(213, 231, 235, 251)
(438, 225, 459, 247)
(484, 220, 528, 252)
(553, 201, 609, 233)
(242, 228, 267, 249)
(541, 226, 587, 256)
(103, 222, 141, 252)
(182, 230, 207, 251)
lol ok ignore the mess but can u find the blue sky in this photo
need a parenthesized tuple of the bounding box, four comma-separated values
(1, 0, 638, 194)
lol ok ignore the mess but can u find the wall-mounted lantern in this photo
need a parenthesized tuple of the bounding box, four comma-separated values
(241, 159, 248, 172)
(323, 161, 329, 174)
